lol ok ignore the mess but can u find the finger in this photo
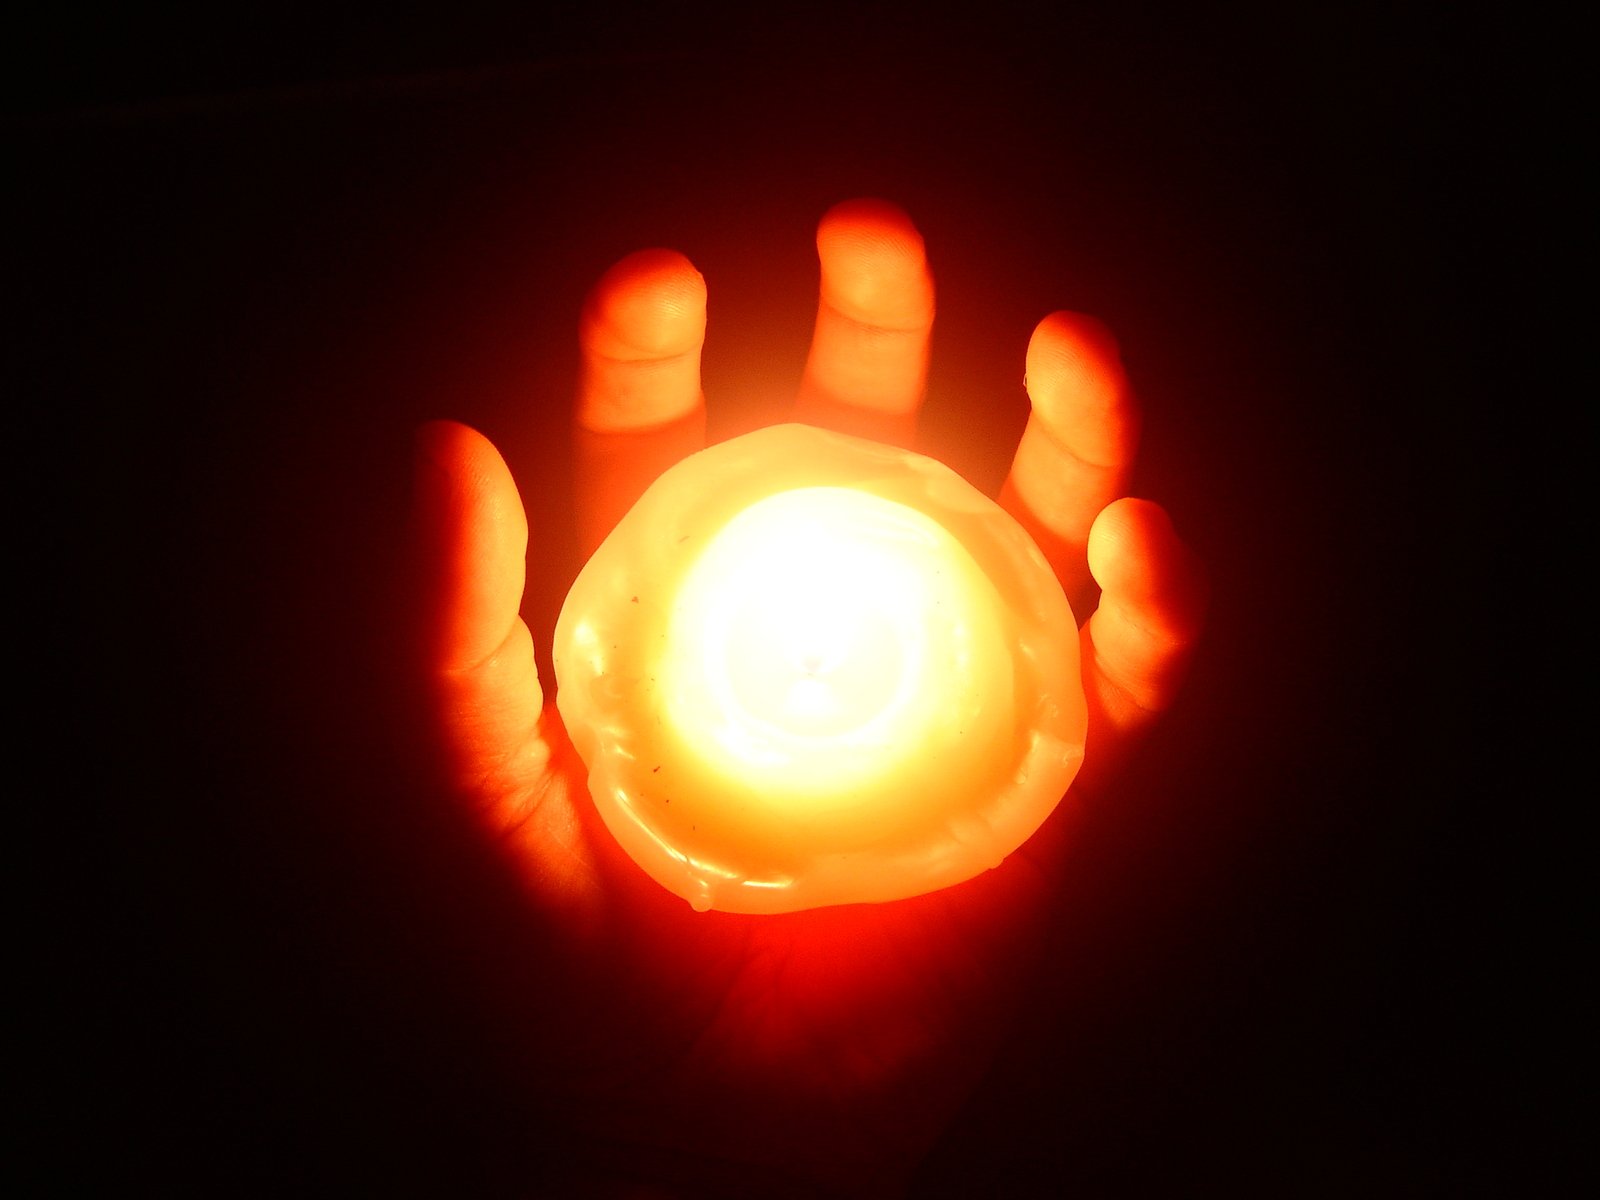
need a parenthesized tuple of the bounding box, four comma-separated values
(1076, 498, 1207, 794)
(795, 198, 934, 447)
(413, 419, 549, 802)
(575, 249, 707, 556)
(415, 422, 612, 921)
(998, 312, 1140, 615)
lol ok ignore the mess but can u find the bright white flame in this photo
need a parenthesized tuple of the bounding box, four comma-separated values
(662, 487, 990, 808)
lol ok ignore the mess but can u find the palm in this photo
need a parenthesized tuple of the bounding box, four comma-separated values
(413, 199, 1204, 1194)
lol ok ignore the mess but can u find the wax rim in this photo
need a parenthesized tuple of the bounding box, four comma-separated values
(552, 423, 1086, 914)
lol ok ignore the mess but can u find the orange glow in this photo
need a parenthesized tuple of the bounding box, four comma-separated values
(553, 423, 1085, 914)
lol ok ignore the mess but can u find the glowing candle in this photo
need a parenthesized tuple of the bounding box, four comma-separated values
(553, 423, 1084, 913)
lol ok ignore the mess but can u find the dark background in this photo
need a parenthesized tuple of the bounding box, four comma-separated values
(18, 4, 1535, 1194)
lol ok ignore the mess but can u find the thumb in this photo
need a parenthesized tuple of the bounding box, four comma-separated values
(413, 420, 548, 803)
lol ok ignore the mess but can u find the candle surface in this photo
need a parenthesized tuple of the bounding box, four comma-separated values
(553, 423, 1084, 913)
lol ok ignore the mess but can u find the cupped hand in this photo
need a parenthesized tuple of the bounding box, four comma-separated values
(411, 199, 1205, 1196)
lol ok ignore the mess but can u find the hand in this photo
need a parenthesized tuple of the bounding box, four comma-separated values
(411, 199, 1206, 1196)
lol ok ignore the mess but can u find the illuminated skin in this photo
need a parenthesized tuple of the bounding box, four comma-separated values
(413, 199, 1207, 1195)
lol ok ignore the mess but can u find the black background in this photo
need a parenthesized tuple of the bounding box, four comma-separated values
(18, 4, 1537, 1194)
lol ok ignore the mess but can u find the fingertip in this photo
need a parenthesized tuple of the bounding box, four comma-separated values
(815, 197, 934, 330)
(1088, 498, 1207, 645)
(999, 313, 1138, 598)
(578, 249, 707, 435)
(413, 419, 527, 545)
(1086, 495, 1162, 567)
(818, 196, 923, 249)
(1076, 498, 1206, 767)
(414, 417, 493, 479)
(1029, 309, 1121, 368)
(411, 419, 529, 674)
(1024, 311, 1137, 467)
(797, 198, 934, 430)
(581, 248, 707, 362)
